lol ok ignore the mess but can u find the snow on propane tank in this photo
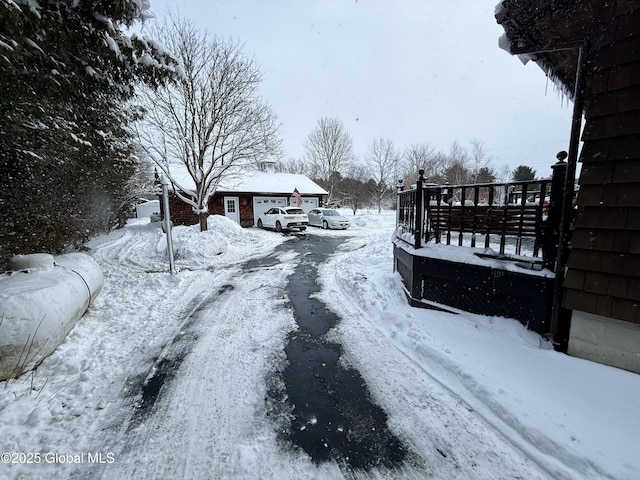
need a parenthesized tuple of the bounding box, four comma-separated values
(0, 253, 103, 381)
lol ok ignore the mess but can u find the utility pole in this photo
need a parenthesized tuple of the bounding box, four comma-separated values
(160, 175, 175, 274)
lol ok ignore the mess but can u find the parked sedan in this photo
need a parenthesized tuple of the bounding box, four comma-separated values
(257, 207, 308, 232)
(307, 208, 350, 230)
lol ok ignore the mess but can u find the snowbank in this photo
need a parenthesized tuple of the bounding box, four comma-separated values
(317, 213, 640, 480)
(156, 214, 276, 266)
(0, 212, 638, 480)
(0, 253, 103, 381)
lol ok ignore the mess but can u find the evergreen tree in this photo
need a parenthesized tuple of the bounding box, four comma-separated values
(476, 166, 497, 184)
(0, 0, 179, 263)
(511, 165, 537, 181)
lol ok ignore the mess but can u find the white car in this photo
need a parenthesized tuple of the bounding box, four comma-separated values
(257, 207, 308, 232)
(307, 208, 350, 229)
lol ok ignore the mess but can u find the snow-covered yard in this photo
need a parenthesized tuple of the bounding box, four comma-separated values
(0, 212, 638, 479)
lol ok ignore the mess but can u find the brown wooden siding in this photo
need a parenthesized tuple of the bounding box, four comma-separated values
(167, 192, 325, 228)
(563, 3, 640, 324)
(168, 196, 197, 225)
(167, 194, 239, 227)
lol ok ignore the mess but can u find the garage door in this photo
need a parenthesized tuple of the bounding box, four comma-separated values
(298, 197, 318, 212)
(253, 197, 287, 226)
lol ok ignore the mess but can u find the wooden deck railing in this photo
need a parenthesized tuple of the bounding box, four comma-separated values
(396, 167, 569, 269)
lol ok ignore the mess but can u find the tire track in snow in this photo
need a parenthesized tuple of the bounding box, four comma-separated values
(65, 225, 247, 480)
(80, 258, 298, 480)
(128, 284, 235, 426)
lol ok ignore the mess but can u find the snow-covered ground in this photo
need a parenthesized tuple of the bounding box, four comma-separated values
(0, 212, 638, 480)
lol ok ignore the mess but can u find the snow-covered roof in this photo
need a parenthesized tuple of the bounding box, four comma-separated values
(165, 165, 328, 196)
(218, 171, 327, 196)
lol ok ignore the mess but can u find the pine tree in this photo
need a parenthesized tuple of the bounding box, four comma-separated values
(0, 0, 179, 263)
(511, 165, 537, 181)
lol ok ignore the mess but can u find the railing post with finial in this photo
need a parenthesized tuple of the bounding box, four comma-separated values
(396, 179, 404, 230)
(415, 169, 425, 249)
(549, 150, 573, 352)
(543, 151, 568, 270)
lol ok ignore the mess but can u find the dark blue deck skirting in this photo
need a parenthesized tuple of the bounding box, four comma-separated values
(394, 244, 555, 335)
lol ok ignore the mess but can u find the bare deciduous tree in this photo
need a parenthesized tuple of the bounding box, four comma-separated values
(304, 117, 353, 202)
(402, 143, 447, 186)
(278, 157, 309, 175)
(496, 164, 512, 183)
(443, 141, 472, 185)
(469, 139, 491, 183)
(342, 164, 372, 215)
(366, 138, 399, 213)
(137, 17, 281, 231)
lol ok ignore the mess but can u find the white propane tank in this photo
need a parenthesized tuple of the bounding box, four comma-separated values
(0, 253, 103, 381)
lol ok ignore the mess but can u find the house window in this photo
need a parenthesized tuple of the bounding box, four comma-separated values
(227, 200, 236, 213)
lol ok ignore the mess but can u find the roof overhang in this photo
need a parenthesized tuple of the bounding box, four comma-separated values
(495, 0, 602, 99)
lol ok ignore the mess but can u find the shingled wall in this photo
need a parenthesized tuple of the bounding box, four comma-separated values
(562, 3, 640, 326)
(496, 0, 640, 371)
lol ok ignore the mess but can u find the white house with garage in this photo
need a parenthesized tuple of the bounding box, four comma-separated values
(166, 168, 328, 228)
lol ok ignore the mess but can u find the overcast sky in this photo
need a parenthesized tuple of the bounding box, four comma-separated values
(145, 0, 576, 179)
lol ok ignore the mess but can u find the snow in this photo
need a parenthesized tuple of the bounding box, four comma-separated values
(3, 0, 20, 12)
(85, 65, 97, 77)
(218, 170, 329, 196)
(0, 212, 638, 479)
(496, 24, 532, 65)
(0, 253, 103, 381)
(70, 132, 92, 147)
(103, 33, 121, 58)
(138, 52, 160, 67)
(0, 39, 15, 51)
(23, 38, 43, 54)
(7, 253, 55, 270)
(20, 0, 41, 19)
(167, 165, 328, 196)
(395, 240, 554, 278)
